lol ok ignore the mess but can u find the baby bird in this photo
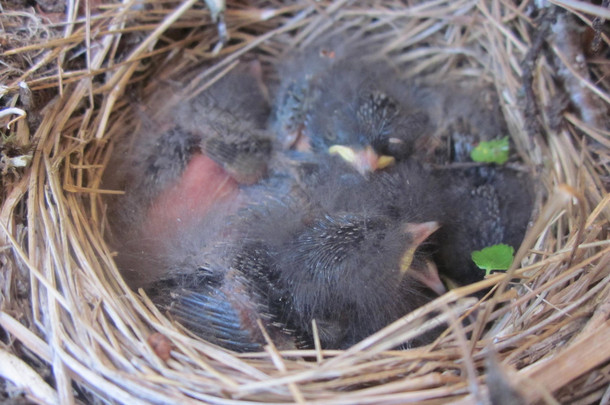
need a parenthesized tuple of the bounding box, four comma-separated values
(432, 166, 534, 285)
(174, 59, 273, 185)
(106, 59, 274, 288)
(227, 156, 443, 349)
(421, 81, 510, 165)
(269, 45, 338, 150)
(303, 59, 430, 162)
(374, 160, 533, 286)
(274, 212, 439, 348)
(146, 239, 296, 352)
(270, 41, 431, 173)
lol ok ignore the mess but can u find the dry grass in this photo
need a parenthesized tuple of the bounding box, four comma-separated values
(1, 0, 609, 403)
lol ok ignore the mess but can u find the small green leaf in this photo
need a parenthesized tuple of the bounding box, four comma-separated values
(470, 137, 509, 164)
(471, 244, 515, 276)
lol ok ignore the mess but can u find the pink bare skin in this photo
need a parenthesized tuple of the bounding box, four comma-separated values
(142, 153, 240, 240)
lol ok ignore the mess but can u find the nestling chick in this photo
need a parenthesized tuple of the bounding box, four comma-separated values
(274, 212, 439, 348)
(270, 41, 431, 173)
(146, 240, 296, 352)
(174, 59, 273, 185)
(229, 156, 442, 349)
(375, 160, 533, 286)
(269, 45, 338, 150)
(106, 60, 274, 287)
(417, 80, 510, 165)
(140, 168, 306, 351)
(303, 59, 430, 162)
(113, 157, 306, 351)
(432, 166, 534, 285)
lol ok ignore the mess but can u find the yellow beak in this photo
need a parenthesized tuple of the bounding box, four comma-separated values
(328, 145, 395, 174)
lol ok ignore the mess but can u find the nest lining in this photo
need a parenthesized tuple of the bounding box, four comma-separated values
(0, 0, 609, 403)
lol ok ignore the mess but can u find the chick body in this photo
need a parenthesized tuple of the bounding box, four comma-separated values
(107, 61, 274, 288)
(432, 166, 534, 285)
(270, 41, 431, 172)
(225, 155, 441, 349)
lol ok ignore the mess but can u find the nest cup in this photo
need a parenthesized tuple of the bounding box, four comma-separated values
(1, 0, 609, 403)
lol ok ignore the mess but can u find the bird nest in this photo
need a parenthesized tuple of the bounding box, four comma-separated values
(1, 0, 609, 403)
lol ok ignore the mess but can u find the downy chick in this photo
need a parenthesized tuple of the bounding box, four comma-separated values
(374, 160, 533, 286)
(270, 40, 431, 174)
(106, 59, 274, 288)
(275, 211, 439, 348)
(145, 236, 296, 352)
(231, 155, 442, 349)
(432, 166, 534, 285)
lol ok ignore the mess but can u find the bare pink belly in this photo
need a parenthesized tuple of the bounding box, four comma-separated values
(143, 153, 240, 240)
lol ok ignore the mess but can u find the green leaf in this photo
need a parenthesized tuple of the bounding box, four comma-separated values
(470, 137, 509, 164)
(471, 244, 515, 276)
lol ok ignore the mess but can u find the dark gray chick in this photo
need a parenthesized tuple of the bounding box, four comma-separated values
(231, 156, 442, 349)
(274, 212, 439, 349)
(374, 160, 534, 286)
(174, 59, 273, 185)
(270, 42, 431, 173)
(432, 166, 534, 285)
(106, 59, 274, 288)
(146, 239, 296, 352)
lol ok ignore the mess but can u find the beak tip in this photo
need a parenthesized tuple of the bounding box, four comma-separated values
(404, 221, 440, 245)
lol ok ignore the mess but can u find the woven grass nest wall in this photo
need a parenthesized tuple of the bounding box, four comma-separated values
(1, 0, 609, 403)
